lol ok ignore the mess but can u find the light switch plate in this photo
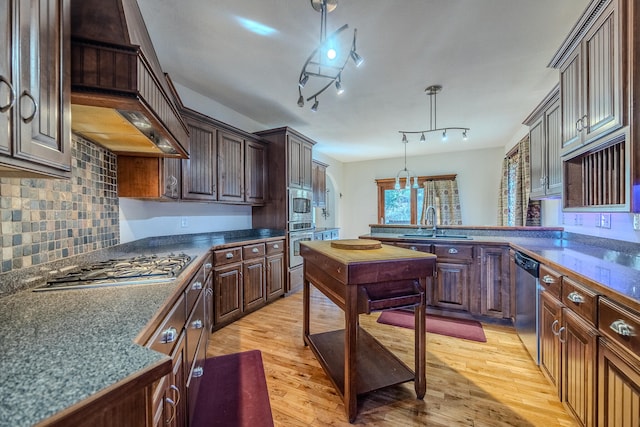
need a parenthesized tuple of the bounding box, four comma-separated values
(180, 217, 188, 228)
(634, 214, 640, 231)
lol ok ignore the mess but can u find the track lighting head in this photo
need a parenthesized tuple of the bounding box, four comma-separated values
(350, 50, 364, 67)
(462, 130, 468, 140)
(299, 74, 309, 88)
(402, 133, 408, 143)
(297, 94, 304, 107)
(420, 133, 426, 142)
(442, 130, 447, 141)
(311, 98, 319, 112)
(335, 79, 344, 95)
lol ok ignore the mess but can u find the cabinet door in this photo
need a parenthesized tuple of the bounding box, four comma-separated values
(245, 139, 266, 204)
(214, 264, 242, 324)
(183, 119, 217, 201)
(478, 246, 510, 318)
(582, 5, 621, 144)
(529, 114, 546, 198)
(266, 254, 284, 301)
(15, 0, 70, 171)
(598, 338, 640, 427)
(287, 134, 303, 188)
(218, 131, 245, 202)
(312, 161, 327, 207)
(0, 0, 13, 156)
(243, 258, 265, 311)
(560, 50, 582, 154)
(432, 261, 470, 312)
(301, 141, 313, 190)
(539, 290, 563, 398)
(153, 333, 186, 427)
(563, 307, 598, 427)
(546, 101, 562, 196)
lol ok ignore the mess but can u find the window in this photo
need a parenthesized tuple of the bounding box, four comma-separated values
(376, 174, 457, 225)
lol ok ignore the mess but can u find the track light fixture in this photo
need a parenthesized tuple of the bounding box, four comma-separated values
(395, 133, 419, 190)
(399, 85, 470, 143)
(297, 0, 363, 111)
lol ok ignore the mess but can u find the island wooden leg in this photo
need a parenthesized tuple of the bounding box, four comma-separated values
(344, 284, 359, 422)
(303, 274, 310, 346)
(415, 278, 426, 399)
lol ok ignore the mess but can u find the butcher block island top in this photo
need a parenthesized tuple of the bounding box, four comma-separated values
(299, 240, 436, 423)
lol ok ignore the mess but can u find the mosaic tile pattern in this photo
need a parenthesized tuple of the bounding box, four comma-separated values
(0, 135, 119, 273)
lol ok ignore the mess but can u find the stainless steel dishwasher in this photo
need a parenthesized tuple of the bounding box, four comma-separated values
(514, 251, 540, 365)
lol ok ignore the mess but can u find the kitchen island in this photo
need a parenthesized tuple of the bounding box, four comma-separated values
(300, 239, 436, 423)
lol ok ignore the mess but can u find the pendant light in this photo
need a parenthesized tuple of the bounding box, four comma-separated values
(395, 134, 419, 190)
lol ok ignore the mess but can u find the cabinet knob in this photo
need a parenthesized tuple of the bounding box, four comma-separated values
(252, 248, 259, 253)
(0, 76, 15, 113)
(191, 281, 202, 291)
(409, 246, 417, 251)
(160, 326, 178, 344)
(567, 291, 585, 304)
(164, 397, 176, 424)
(542, 275, 555, 284)
(448, 248, 458, 254)
(191, 319, 203, 329)
(273, 244, 279, 249)
(225, 252, 234, 259)
(192, 366, 204, 378)
(609, 319, 635, 337)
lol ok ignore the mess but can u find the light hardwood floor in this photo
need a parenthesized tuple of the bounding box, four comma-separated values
(206, 288, 576, 426)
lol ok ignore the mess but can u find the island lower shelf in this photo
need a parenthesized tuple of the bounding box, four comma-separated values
(305, 327, 415, 396)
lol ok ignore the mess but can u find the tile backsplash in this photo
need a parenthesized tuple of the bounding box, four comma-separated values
(0, 135, 119, 273)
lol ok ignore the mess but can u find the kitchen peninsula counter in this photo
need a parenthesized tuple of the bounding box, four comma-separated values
(363, 225, 640, 312)
(0, 229, 284, 427)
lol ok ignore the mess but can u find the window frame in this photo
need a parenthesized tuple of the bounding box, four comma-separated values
(375, 174, 457, 225)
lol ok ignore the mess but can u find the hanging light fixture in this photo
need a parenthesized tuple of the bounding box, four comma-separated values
(395, 134, 419, 190)
(297, 0, 363, 111)
(399, 85, 470, 143)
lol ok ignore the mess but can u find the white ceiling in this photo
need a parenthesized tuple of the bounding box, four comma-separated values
(137, 0, 589, 163)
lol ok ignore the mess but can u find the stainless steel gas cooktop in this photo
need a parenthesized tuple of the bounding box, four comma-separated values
(34, 253, 195, 291)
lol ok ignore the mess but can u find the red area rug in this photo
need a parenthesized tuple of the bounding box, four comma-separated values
(377, 310, 487, 342)
(191, 350, 274, 427)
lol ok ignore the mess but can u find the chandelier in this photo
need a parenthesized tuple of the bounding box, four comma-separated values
(399, 85, 470, 142)
(297, 0, 363, 111)
(395, 135, 419, 190)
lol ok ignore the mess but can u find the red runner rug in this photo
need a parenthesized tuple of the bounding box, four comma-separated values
(377, 310, 487, 342)
(191, 349, 274, 427)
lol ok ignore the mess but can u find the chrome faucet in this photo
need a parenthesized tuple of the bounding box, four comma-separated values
(425, 205, 437, 236)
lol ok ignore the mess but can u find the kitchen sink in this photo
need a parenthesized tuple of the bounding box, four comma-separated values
(401, 234, 472, 239)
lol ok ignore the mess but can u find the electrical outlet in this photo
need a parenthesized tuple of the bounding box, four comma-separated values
(180, 217, 188, 228)
(599, 213, 611, 229)
(634, 214, 640, 231)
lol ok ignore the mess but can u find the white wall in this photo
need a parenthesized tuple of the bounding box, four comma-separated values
(119, 199, 252, 243)
(339, 147, 504, 239)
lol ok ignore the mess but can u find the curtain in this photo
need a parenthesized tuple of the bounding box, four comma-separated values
(421, 178, 462, 225)
(496, 135, 532, 226)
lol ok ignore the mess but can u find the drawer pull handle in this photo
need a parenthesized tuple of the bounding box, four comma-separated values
(551, 319, 560, 335)
(273, 244, 279, 249)
(252, 248, 259, 253)
(567, 291, 585, 304)
(0, 75, 15, 113)
(191, 319, 203, 329)
(225, 252, 234, 259)
(160, 327, 178, 344)
(409, 246, 417, 251)
(205, 262, 212, 269)
(610, 319, 636, 337)
(542, 275, 555, 284)
(448, 248, 458, 254)
(558, 326, 566, 343)
(192, 366, 204, 378)
(191, 281, 202, 291)
(169, 384, 181, 405)
(20, 90, 37, 123)
(165, 397, 176, 424)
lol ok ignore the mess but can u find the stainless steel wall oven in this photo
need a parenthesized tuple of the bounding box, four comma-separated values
(288, 230, 314, 268)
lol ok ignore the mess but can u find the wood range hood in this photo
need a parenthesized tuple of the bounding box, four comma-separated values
(70, 0, 189, 158)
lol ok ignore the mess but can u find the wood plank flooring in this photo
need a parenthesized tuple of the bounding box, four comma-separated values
(206, 288, 576, 426)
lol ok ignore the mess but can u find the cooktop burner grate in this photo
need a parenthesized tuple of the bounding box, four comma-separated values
(35, 253, 194, 291)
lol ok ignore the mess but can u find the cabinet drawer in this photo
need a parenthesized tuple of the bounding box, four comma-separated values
(562, 277, 598, 326)
(186, 291, 206, 374)
(539, 264, 562, 299)
(213, 247, 242, 265)
(433, 244, 473, 261)
(185, 263, 206, 317)
(599, 297, 640, 357)
(148, 294, 186, 355)
(395, 242, 432, 253)
(266, 240, 284, 256)
(330, 229, 339, 240)
(243, 243, 265, 260)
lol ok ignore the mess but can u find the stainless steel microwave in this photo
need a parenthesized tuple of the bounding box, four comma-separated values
(289, 189, 312, 223)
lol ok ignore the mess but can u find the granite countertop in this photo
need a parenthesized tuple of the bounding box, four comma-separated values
(0, 229, 284, 427)
(364, 231, 640, 312)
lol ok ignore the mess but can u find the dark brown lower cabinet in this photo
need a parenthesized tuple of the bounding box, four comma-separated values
(477, 246, 510, 318)
(432, 261, 470, 311)
(266, 253, 285, 301)
(214, 263, 243, 325)
(243, 258, 266, 312)
(539, 290, 563, 398)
